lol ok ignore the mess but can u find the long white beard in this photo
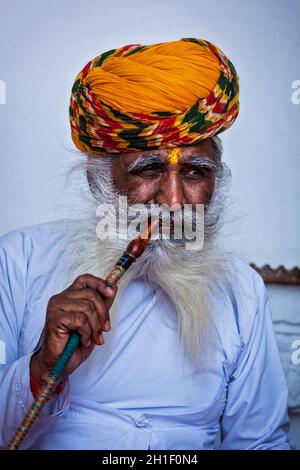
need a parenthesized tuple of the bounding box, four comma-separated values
(62, 151, 234, 367)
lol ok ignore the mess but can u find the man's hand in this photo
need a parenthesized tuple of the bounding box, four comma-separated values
(30, 274, 117, 384)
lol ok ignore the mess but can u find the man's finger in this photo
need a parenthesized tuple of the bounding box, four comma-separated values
(65, 288, 111, 331)
(57, 299, 103, 344)
(56, 310, 93, 348)
(69, 274, 117, 301)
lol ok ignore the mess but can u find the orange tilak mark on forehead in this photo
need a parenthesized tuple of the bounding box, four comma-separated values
(167, 147, 181, 165)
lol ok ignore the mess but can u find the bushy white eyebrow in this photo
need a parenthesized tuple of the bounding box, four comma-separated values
(184, 156, 218, 172)
(127, 154, 162, 173)
(127, 154, 218, 174)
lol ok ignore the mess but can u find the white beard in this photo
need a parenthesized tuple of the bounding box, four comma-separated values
(61, 149, 234, 368)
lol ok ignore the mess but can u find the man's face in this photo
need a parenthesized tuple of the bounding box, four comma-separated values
(111, 139, 216, 207)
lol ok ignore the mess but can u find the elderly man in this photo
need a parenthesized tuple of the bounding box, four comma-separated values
(0, 38, 292, 450)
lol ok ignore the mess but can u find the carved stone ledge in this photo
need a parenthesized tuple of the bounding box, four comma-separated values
(250, 264, 300, 285)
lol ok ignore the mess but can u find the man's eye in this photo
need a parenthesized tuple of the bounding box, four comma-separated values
(183, 168, 210, 180)
(130, 165, 163, 178)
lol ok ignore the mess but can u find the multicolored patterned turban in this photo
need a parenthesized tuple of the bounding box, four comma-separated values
(70, 38, 239, 154)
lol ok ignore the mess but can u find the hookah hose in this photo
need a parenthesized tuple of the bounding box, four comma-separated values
(6, 219, 157, 450)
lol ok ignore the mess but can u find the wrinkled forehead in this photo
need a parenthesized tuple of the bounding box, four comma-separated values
(117, 140, 214, 166)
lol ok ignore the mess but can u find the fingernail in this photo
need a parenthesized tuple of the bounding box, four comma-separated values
(106, 286, 115, 295)
(96, 334, 104, 345)
(104, 320, 111, 331)
(86, 339, 91, 347)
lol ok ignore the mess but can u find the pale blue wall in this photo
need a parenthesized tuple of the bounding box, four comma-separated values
(0, 0, 299, 448)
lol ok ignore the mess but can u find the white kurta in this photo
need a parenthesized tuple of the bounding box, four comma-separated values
(0, 221, 293, 449)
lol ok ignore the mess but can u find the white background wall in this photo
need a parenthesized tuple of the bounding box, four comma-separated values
(0, 0, 299, 269)
(0, 0, 299, 447)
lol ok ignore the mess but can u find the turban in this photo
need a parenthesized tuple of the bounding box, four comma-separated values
(69, 38, 239, 154)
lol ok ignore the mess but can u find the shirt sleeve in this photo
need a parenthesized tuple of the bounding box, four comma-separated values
(0, 234, 70, 450)
(219, 272, 294, 450)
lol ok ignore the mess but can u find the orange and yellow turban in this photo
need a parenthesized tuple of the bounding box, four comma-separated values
(69, 38, 239, 154)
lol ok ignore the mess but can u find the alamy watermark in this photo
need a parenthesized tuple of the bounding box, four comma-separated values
(291, 80, 300, 104)
(0, 340, 6, 364)
(0, 80, 6, 104)
(96, 196, 205, 251)
(291, 339, 300, 365)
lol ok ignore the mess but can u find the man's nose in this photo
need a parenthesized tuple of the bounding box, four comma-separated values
(155, 170, 184, 207)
